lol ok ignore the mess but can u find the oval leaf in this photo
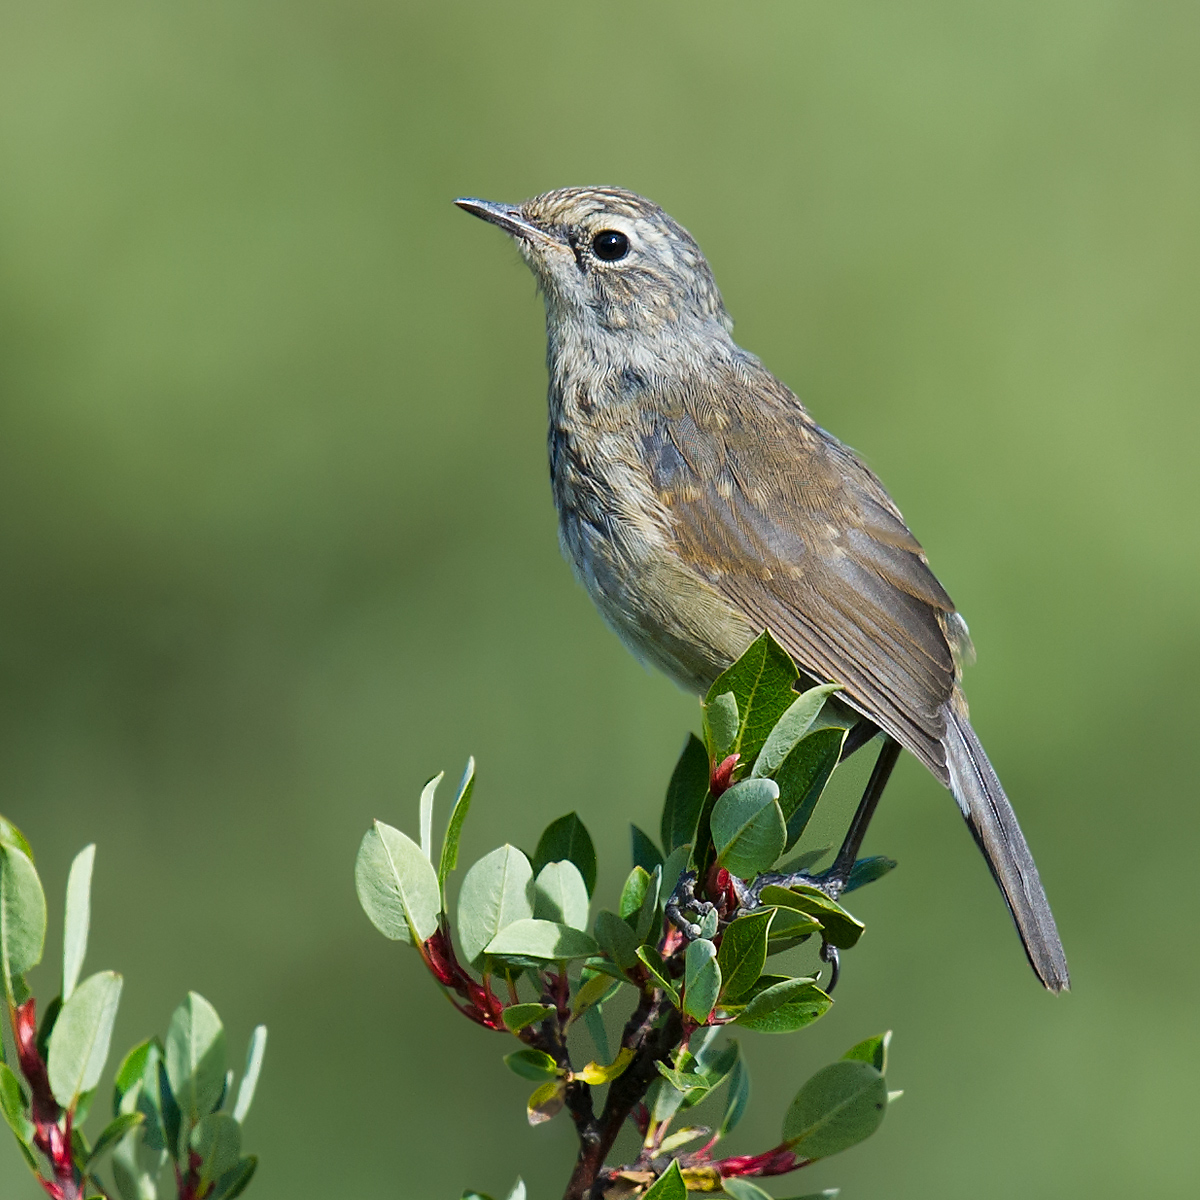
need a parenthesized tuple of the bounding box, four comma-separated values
(594, 909, 639, 972)
(532, 814, 597, 897)
(47, 970, 124, 1110)
(355, 821, 441, 946)
(457, 845, 534, 966)
(165, 992, 227, 1124)
(751, 684, 842, 778)
(734, 980, 831, 1034)
(418, 772, 443, 861)
(533, 860, 590, 931)
(711, 780, 786, 879)
(683, 938, 721, 1024)
(843, 1031, 890, 1074)
(782, 1059, 888, 1158)
(502, 1003, 554, 1033)
(0, 844, 46, 1000)
(485, 918, 598, 962)
(705, 691, 740, 757)
(760, 884, 864, 949)
(717, 909, 774, 1002)
(62, 844, 95, 1001)
(504, 1048, 559, 1081)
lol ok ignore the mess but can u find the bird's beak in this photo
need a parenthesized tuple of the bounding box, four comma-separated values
(454, 197, 556, 245)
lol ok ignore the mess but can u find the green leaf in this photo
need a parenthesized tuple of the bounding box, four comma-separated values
(734, 979, 830, 1035)
(505, 1181, 527, 1200)
(644, 1158, 687, 1200)
(62, 844, 95, 1002)
(683, 938, 721, 1023)
(47, 970, 123, 1110)
(704, 691, 740, 757)
(721, 1181, 773, 1200)
(594, 909, 639, 972)
(711, 780, 787, 879)
(719, 1056, 750, 1137)
(706, 631, 800, 765)
(782, 1059, 888, 1158)
(165, 992, 227, 1126)
(112, 1040, 153, 1118)
(843, 857, 897, 893)
(209, 1154, 257, 1200)
(503, 1048, 559, 1081)
(501, 1003, 554, 1033)
(751, 684, 842, 778)
(717, 910, 774, 1001)
(457, 845, 534, 966)
(533, 861, 590, 931)
(634, 866, 662, 943)
(571, 971, 618, 1016)
(355, 820, 441, 946)
(759, 885, 864, 949)
(86, 1112, 144, 1165)
(526, 1079, 565, 1125)
(660, 843, 692, 905)
(0, 843, 46, 1003)
(485, 919, 599, 962)
(842, 1031, 890, 1074)
(635, 946, 680, 1006)
(765, 907, 823, 954)
(418, 771, 444, 861)
(661, 734, 711, 854)
(0, 817, 33, 861)
(631, 825, 664, 873)
(532, 813, 597, 897)
(438, 758, 477, 891)
(583, 1004, 610, 1063)
(776, 728, 847, 852)
(0, 1061, 34, 1149)
(232, 1026, 266, 1124)
(655, 1061, 709, 1092)
(619, 866, 652, 920)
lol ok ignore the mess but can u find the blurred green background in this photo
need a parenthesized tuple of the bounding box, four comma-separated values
(1, 1, 1197, 1196)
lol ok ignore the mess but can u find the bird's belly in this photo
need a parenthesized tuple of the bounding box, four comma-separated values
(557, 502, 758, 697)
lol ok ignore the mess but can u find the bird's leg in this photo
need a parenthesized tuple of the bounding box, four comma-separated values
(744, 735, 902, 906)
(819, 735, 901, 896)
(663, 870, 716, 941)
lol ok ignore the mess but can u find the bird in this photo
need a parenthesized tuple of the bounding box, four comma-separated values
(455, 186, 1068, 993)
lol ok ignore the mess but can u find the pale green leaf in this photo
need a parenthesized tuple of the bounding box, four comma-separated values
(232, 1026, 266, 1124)
(355, 821, 441, 946)
(532, 813, 597, 897)
(533, 860, 590, 931)
(457, 845, 533, 966)
(705, 691, 740, 757)
(751, 684, 842, 778)
(0, 844, 46, 1002)
(683, 938, 721, 1023)
(47, 971, 123, 1110)
(418, 772, 443, 861)
(485, 918, 598, 962)
(62, 844, 95, 1002)
(165, 992, 226, 1125)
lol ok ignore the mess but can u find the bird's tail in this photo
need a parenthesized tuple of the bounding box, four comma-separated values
(942, 705, 1070, 992)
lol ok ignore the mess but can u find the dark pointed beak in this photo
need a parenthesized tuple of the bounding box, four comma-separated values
(454, 197, 554, 244)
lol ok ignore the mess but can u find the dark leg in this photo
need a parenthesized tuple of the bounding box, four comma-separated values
(838, 718, 880, 763)
(820, 735, 901, 892)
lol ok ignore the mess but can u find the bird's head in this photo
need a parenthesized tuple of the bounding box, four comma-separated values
(455, 187, 732, 342)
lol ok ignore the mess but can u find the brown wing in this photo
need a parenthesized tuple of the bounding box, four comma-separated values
(640, 363, 964, 780)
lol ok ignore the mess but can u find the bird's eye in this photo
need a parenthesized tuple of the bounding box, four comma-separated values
(591, 230, 629, 262)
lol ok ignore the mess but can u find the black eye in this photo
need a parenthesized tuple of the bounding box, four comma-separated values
(591, 230, 629, 261)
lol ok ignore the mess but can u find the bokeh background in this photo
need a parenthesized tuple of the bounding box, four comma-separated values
(1, 2, 1197, 1196)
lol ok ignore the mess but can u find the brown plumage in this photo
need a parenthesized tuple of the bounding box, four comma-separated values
(457, 186, 1069, 992)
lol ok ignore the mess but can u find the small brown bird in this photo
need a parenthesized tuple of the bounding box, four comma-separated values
(456, 186, 1068, 992)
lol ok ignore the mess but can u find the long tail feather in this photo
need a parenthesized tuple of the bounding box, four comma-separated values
(942, 705, 1070, 992)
